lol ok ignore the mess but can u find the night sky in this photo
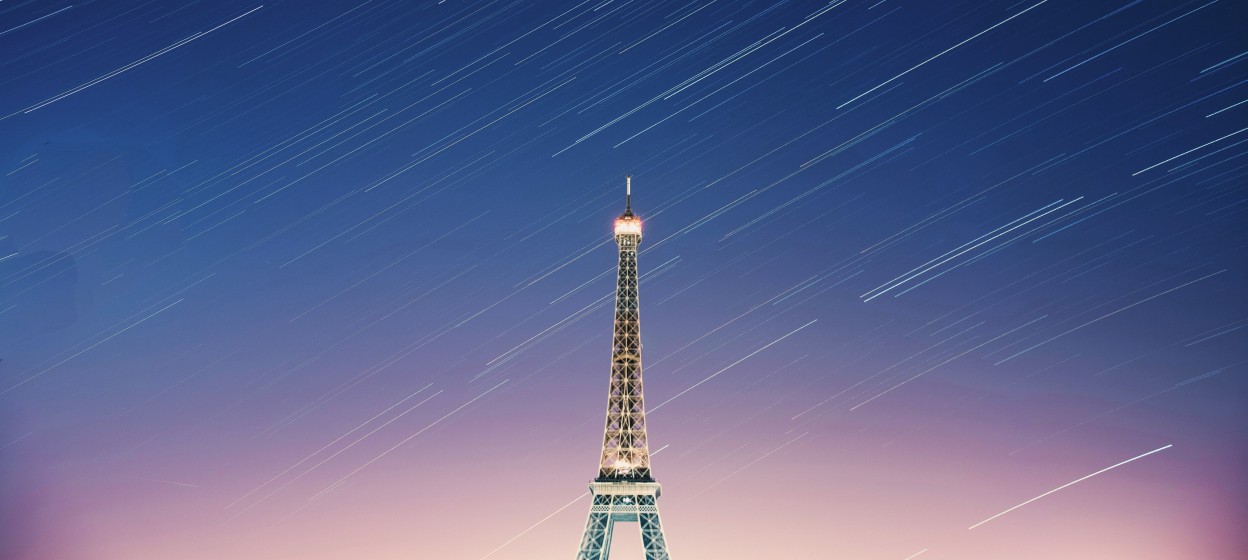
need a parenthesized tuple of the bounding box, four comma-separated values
(2, 1, 1246, 558)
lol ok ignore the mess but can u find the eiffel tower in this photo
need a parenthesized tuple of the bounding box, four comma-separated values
(575, 176, 673, 560)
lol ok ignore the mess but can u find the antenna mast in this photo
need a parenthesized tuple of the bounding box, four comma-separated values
(626, 175, 632, 212)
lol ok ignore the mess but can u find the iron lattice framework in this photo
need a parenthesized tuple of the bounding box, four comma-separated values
(576, 177, 672, 560)
(598, 207, 650, 482)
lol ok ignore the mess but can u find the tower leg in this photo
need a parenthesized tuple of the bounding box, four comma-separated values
(575, 496, 613, 560)
(638, 496, 671, 560)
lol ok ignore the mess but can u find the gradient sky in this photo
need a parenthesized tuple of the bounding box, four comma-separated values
(1, 1, 1246, 559)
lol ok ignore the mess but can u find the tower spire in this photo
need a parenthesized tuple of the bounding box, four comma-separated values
(626, 175, 632, 213)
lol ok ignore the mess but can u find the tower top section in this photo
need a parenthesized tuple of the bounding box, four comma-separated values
(615, 175, 641, 238)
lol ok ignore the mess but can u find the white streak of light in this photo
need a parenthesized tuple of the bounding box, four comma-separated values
(5, 6, 264, 119)
(1131, 127, 1248, 175)
(2, 298, 183, 394)
(309, 380, 508, 501)
(837, 1, 1047, 109)
(479, 492, 589, 560)
(968, 444, 1173, 530)
(0, 5, 74, 37)
(995, 269, 1225, 364)
(225, 383, 435, 510)
(650, 320, 816, 413)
